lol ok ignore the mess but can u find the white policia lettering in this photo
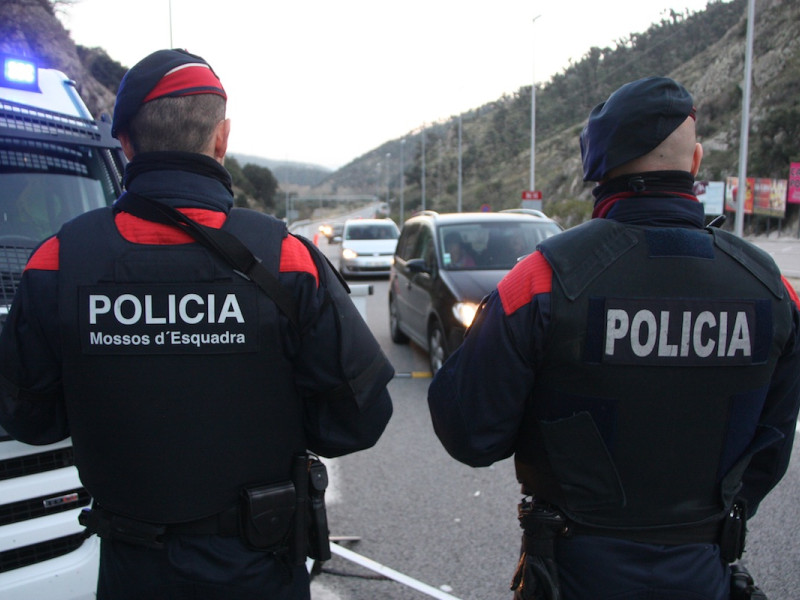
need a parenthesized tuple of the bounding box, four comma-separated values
(605, 309, 752, 358)
(88, 293, 245, 325)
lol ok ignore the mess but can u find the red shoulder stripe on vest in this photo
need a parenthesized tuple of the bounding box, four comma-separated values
(497, 251, 553, 316)
(781, 276, 800, 312)
(280, 235, 319, 287)
(24, 237, 60, 271)
(115, 208, 227, 244)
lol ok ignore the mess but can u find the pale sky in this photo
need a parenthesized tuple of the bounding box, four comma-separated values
(57, 0, 726, 169)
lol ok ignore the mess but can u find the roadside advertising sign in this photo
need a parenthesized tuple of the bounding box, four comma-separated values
(789, 162, 800, 204)
(725, 177, 787, 217)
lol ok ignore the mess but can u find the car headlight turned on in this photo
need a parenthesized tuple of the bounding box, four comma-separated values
(342, 248, 358, 260)
(452, 301, 479, 328)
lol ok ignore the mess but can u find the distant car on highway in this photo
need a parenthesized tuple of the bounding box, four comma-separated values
(319, 222, 344, 244)
(338, 218, 400, 278)
(389, 210, 562, 374)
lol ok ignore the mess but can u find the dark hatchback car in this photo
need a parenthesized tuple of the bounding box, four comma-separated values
(389, 211, 562, 374)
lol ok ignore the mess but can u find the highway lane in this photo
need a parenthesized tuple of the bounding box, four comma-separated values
(297, 222, 800, 599)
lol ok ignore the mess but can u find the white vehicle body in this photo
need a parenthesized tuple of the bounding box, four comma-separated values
(338, 218, 399, 277)
(0, 54, 125, 599)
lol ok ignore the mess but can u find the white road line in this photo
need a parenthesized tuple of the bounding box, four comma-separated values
(328, 542, 464, 600)
(324, 457, 340, 505)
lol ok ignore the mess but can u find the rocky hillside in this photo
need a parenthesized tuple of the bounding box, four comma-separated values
(313, 0, 800, 230)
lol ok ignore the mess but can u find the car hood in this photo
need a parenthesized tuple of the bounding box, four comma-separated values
(343, 240, 398, 253)
(441, 269, 508, 302)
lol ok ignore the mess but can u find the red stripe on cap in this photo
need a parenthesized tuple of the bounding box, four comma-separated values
(497, 251, 553, 316)
(143, 63, 226, 103)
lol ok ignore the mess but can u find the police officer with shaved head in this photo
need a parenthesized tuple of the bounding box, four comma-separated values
(428, 77, 800, 599)
(0, 49, 393, 599)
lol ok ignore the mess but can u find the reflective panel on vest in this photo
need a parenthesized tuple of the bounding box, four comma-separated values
(79, 283, 259, 354)
(586, 297, 771, 366)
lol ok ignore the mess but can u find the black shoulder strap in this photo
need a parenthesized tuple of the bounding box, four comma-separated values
(115, 192, 299, 328)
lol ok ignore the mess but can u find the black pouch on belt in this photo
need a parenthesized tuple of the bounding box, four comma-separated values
(719, 501, 747, 563)
(240, 481, 296, 551)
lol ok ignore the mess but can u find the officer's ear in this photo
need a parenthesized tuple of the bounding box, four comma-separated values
(117, 132, 135, 160)
(212, 118, 231, 165)
(691, 142, 703, 177)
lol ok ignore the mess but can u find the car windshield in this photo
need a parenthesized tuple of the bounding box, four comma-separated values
(345, 222, 399, 241)
(439, 221, 561, 270)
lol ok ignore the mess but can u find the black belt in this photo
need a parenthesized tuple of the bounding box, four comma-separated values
(565, 516, 723, 546)
(167, 505, 241, 536)
(80, 504, 241, 549)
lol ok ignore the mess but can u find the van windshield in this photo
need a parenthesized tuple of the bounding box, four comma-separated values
(0, 173, 108, 243)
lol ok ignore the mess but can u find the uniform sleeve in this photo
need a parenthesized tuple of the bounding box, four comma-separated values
(427, 252, 553, 467)
(740, 280, 800, 517)
(280, 236, 393, 458)
(0, 258, 69, 445)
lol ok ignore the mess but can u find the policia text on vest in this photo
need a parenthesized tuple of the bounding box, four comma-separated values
(80, 454, 331, 564)
(596, 297, 757, 366)
(80, 285, 257, 354)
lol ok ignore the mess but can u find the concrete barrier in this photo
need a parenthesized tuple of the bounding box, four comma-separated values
(348, 284, 373, 321)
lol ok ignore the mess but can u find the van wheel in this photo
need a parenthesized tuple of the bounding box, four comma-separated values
(389, 296, 409, 344)
(428, 323, 447, 375)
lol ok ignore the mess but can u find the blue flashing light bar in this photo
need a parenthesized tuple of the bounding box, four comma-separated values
(1, 55, 39, 91)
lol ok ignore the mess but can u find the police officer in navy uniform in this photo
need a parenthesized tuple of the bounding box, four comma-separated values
(428, 77, 800, 599)
(0, 49, 393, 600)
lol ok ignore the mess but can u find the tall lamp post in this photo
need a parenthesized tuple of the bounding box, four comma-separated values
(400, 139, 406, 223)
(735, 0, 755, 238)
(385, 153, 391, 205)
(421, 126, 427, 212)
(457, 115, 463, 212)
(530, 15, 541, 193)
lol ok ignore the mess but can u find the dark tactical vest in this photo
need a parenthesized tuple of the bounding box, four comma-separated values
(57, 207, 305, 523)
(516, 219, 793, 542)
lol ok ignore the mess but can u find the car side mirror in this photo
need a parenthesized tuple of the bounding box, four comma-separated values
(407, 258, 431, 274)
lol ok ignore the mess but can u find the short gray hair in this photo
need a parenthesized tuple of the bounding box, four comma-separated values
(126, 94, 226, 154)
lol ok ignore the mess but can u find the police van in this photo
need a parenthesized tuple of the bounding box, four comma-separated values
(0, 54, 125, 599)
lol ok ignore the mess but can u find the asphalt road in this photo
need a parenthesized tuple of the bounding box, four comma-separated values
(298, 224, 800, 599)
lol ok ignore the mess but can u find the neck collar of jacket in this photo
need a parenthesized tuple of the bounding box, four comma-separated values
(124, 152, 234, 197)
(592, 170, 701, 224)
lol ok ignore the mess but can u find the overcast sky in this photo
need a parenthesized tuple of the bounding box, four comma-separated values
(57, 0, 728, 169)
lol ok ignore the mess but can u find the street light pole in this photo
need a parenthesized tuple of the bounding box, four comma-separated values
(421, 126, 427, 212)
(400, 139, 406, 223)
(735, 0, 755, 238)
(530, 15, 541, 193)
(457, 115, 463, 212)
(385, 152, 391, 205)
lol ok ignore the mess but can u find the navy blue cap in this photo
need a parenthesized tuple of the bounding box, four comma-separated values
(580, 77, 695, 182)
(111, 49, 226, 138)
